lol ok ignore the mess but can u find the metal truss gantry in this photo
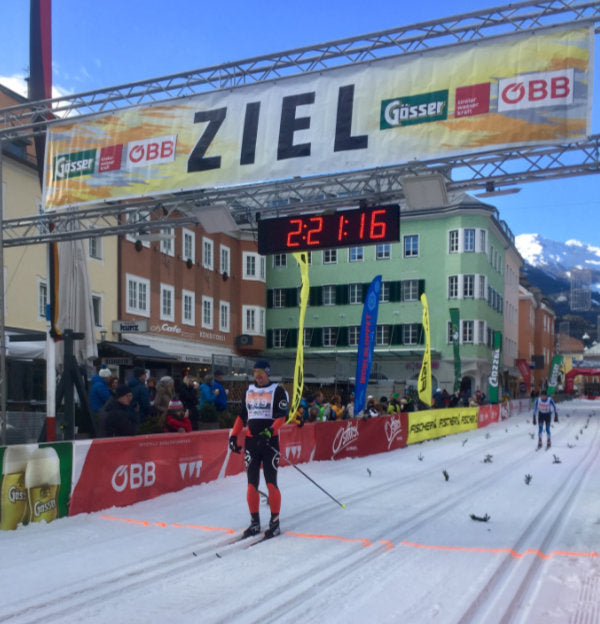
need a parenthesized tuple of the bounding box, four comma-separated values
(1, 0, 599, 246)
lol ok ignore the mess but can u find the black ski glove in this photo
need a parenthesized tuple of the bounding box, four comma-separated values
(554, 414, 559, 423)
(228, 435, 241, 454)
(532, 416, 537, 425)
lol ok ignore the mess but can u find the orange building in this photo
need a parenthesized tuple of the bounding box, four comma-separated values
(518, 281, 556, 394)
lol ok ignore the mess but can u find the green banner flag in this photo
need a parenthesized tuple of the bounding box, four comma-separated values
(547, 354, 563, 396)
(488, 330, 502, 404)
(449, 308, 461, 392)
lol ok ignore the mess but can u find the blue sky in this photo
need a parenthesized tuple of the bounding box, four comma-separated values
(1, 0, 598, 245)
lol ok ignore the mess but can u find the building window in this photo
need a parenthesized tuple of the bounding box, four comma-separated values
(160, 228, 174, 256)
(375, 244, 390, 260)
(303, 327, 313, 347)
(323, 249, 337, 264)
(273, 254, 287, 268)
(403, 324, 419, 345)
(182, 229, 195, 263)
(322, 285, 336, 306)
(464, 228, 475, 252)
(376, 325, 390, 346)
(220, 245, 230, 276)
(478, 320, 486, 345)
(379, 282, 390, 303)
(348, 326, 360, 346)
(89, 237, 102, 260)
(37, 279, 48, 319)
(478, 275, 486, 299)
(463, 274, 475, 298)
(478, 229, 487, 253)
(349, 283, 362, 304)
(160, 284, 175, 321)
(125, 210, 151, 246)
(91, 294, 103, 327)
(242, 305, 265, 334)
(202, 295, 214, 329)
(202, 237, 214, 270)
(219, 301, 230, 332)
(448, 230, 459, 254)
(273, 329, 286, 349)
(182, 289, 195, 325)
(243, 252, 266, 281)
(403, 235, 419, 258)
(462, 320, 474, 343)
(448, 275, 459, 299)
(322, 327, 338, 347)
(349, 247, 363, 262)
(126, 274, 150, 317)
(402, 280, 419, 302)
(273, 288, 285, 308)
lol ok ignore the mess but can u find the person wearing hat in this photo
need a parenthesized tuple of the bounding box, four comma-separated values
(128, 366, 152, 428)
(228, 359, 289, 539)
(532, 388, 558, 449)
(165, 398, 192, 433)
(99, 384, 137, 437)
(89, 366, 113, 416)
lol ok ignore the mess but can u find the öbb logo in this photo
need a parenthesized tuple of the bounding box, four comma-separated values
(112, 462, 156, 492)
(126, 135, 177, 168)
(498, 69, 574, 112)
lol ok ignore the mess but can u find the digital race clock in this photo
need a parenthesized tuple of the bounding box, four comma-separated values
(257, 204, 400, 255)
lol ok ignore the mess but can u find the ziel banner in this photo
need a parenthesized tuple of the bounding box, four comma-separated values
(43, 26, 593, 210)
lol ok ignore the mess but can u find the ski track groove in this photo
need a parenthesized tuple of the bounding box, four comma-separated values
(455, 416, 600, 624)
(0, 407, 593, 623)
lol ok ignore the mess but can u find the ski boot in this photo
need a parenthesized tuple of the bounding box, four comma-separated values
(546, 439, 551, 450)
(537, 438, 542, 450)
(264, 514, 280, 539)
(242, 516, 261, 539)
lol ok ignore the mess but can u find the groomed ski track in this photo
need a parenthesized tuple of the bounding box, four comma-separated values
(1, 401, 599, 624)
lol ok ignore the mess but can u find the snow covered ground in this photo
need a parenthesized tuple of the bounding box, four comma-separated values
(1, 400, 599, 624)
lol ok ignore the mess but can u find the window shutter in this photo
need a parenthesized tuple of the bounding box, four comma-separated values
(266, 289, 273, 309)
(337, 326, 348, 346)
(267, 329, 273, 348)
(390, 281, 401, 302)
(418, 280, 425, 296)
(285, 288, 298, 307)
(285, 328, 298, 348)
(312, 327, 323, 346)
(336, 284, 348, 305)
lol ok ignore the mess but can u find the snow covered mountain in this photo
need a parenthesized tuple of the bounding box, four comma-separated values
(515, 233, 600, 331)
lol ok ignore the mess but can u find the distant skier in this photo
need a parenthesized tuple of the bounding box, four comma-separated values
(532, 389, 558, 449)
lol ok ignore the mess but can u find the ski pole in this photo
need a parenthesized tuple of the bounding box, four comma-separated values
(273, 448, 346, 509)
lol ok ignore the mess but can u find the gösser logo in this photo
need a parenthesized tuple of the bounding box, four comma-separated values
(126, 134, 177, 168)
(112, 462, 156, 492)
(53, 149, 96, 180)
(498, 69, 574, 112)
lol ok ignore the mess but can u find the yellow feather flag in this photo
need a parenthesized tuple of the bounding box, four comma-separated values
(417, 293, 432, 407)
(287, 252, 310, 422)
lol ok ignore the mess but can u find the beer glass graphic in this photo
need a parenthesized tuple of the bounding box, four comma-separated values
(0, 445, 32, 530)
(25, 447, 61, 524)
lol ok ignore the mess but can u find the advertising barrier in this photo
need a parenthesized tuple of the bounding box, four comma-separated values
(1, 401, 531, 528)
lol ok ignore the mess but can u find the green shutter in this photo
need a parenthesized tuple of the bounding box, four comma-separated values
(336, 284, 349, 305)
(285, 328, 298, 348)
(418, 280, 425, 296)
(312, 327, 323, 346)
(309, 286, 322, 306)
(391, 324, 403, 345)
(285, 288, 298, 307)
(266, 289, 273, 309)
(337, 326, 348, 346)
(267, 329, 273, 348)
(390, 281, 401, 302)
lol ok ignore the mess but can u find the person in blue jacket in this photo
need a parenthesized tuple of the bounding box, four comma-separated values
(533, 389, 558, 449)
(89, 367, 112, 415)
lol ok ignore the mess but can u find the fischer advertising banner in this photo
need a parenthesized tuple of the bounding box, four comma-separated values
(354, 275, 382, 416)
(42, 26, 593, 210)
(417, 293, 432, 407)
(406, 407, 478, 445)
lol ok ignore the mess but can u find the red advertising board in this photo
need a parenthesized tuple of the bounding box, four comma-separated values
(70, 430, 230, 515)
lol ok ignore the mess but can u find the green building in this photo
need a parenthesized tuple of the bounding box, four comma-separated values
(264, 194, 522, 401)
